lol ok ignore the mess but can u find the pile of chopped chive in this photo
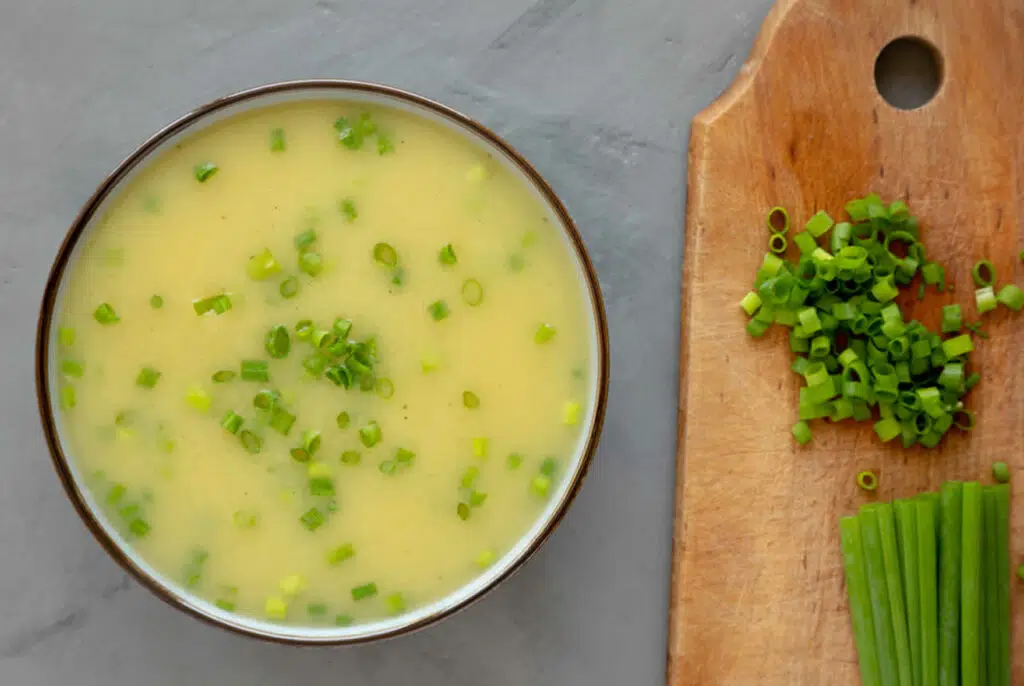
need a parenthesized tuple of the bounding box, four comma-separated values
(743, 194, 1021, 448)
(839, 482, 1010, 685)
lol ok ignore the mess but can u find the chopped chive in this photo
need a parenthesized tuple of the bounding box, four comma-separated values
(324, 364, 352, 388)
(351, 582, 377, 601)
(311, 328, 336, 350)
(298, 251, 323, 277)
(942, 304, 963, 333)
(327, 543, 355, 565)
(239, 430, 262, 454)
(389, 266, 404, 287)
(475, 549, 496, 568)
(128, 519, 150, 537)
(472, 437, 488, 458)
(563, 401, 582, 425)
(340, 198, 358, 222)
(211, 370, 236, 383)
(456, 502, 471, 520)
(373, 242, 398, 267)
(460, 466, 480, 489)
(232, 509, 259, 529)
(221, 410, 244, 434)
(766, 206, 790, 233)
(375, 378, 394, 399)
(427, 300, 450, 321)
(356, 112, 376, 136)
(378, 460, 397, 475)
(215, 599, 236, 612)
(307, 602, 328, 617)
(508, 253, 526, 272)
(240, 360, 270, 382)
(295, 319, 314, 339)
(149, 295, 164, 309)
(279, 575, 306, 598)
(194, 161, 218, 182)
(469, 490, 488, 507)
(530, 474, 552, 498)
(335, 614, 354, 627)
(385, 592, 405, 615)
(94, 303, 120, 325)
(336, 411, 350, 429)
(61, 359, 85, 378)
(301, 430, 321, 457)
(395, 448, 415, 465)
(192, 293, 232, 316)
(461, 279, 484, 306)
(534, 323, 556, 344)
(439, 244, 457, 265)
(359, 421, 382, 447)
(247, 248, 282, 281)
(336, 118, 363, 149)
(340, 450, 361, 465)
(992, 461, 1010, 483)
(792, 420, 812, 445)
(462, 390, 480, 409)
(269, 128, 286, 152)
(303, 353, 328, 377)
(976, 286, 998, 314)
(299, 507, 325, 531)
(269, 409, 295, 436)
(59, 385, 76, 411)
(507, 453, 524, 470)
(264, 595, 288, 620)
(290, 448, 310, 463)
(420, 356, 440, 374)
(185, 386, 212, 412)
(58, 327, 76, 347)
(264, 325, 291, 359)
(332, 318, 353, 340)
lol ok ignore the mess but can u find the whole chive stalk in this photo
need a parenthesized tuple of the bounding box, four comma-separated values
(981, 488, 1002, 686)
(916, 496, 939, 686)
(939, 481, 963, 686)
(894, 500, 921, 686)
(859, 506, 899, 686)
(961, 482, 982, 686)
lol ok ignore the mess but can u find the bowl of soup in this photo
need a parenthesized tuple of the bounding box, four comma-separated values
(35, 80, 608, 643)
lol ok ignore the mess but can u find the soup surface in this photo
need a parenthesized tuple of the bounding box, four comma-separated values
(52, 97, 594, 627)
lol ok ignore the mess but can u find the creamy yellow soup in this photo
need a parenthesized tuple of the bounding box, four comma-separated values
(52, 98, 594, 627)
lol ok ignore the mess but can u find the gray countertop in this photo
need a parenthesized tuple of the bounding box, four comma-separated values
(0, 1, 770, 683)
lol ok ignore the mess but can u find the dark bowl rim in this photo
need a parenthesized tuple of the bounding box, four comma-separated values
(34, 79, 610, 646)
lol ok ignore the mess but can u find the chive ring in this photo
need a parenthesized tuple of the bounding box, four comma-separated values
(766, 206, 790, 234)
(461, 279, 484, 306)
(971, 259, 995, 287)
(856, 470, 878, 492)
(769, 233, 788, 254)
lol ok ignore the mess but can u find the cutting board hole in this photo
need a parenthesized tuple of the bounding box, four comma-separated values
(874, 37, 942, 110)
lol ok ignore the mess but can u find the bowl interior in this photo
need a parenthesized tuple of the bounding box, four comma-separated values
(38, 81, 608, 643)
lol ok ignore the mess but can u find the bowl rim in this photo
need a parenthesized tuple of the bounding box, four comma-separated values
(34, 79, 609, 645)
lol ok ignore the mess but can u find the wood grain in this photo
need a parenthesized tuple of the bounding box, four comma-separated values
(668, 0, 1024, 683)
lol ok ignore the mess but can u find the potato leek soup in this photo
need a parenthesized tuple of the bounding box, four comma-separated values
(51, 98, 595, 628)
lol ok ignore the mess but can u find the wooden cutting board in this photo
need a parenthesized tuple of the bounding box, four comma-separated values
(668, 0, 1023, 684)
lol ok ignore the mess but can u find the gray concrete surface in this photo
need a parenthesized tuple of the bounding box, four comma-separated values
(0, 1, 771, 683)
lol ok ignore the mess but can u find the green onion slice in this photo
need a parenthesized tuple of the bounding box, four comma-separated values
(461, 279, 484, 306)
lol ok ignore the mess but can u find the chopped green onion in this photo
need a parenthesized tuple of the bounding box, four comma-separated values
(263, 325, 291, 359)
(193, 293, 231, 316)
(385, 593, 405, 615)
(456, 502, 471, 520)
(324, 364, 352, 388)
(530, 474, 552, 498)
(294, 229, 317, 252)
(563, 401, 582, 425)
(247, 248, 282, 281)
(306, 602, 327, 618)
(185, 386, 212, 412)
(769, 233, 787, 254)
(240, 360, 270, 382)
(351, 583, 377, 601)
(377, 132, 395, 155)
(792, 420, 812, 445)
(975, 286, 998, 314)
(439, 243, 457, 265)
(359, 421, 382, 448)
(971, 260, 995, 287)
(295, 319, 314, 339)
(298, 251, 323, 277)
(264, 596, 288, 620)
(942, 304, 963, 333)
(462, 391, 480, 409)
(335, 614, 354, 626)
(461, 279, 484, 306)
(60, 385, 76, 410)
(507, 453, 524, 470)
(279, 276, 299, 299)
(211, 369, 235, 383)
(215, 599, 236, 612)
(992, 461, 1010, 483)
(269, 409, 295, 436)
(327, 543, 355, 565)
(508, 253, 526, 272)
(395, 448, 415, 465)
(290, 448, 310, 463)
(996, 284, 1024, 311)
(302, 430, 321, 457)
(194, 161, 218, 182)
(221, 411, 244, 434)
(857, 470, 878, 491)
(378, 460, 397, 475)
(335, 412, 351, 430)
(472, 437, 488, 458)
(766, 206, 790, 233)
(428, 300, 450, 321)
(941, 335, 974, 359)
(58, 327, 76, 347)
(269, 127, 286, 151)
(805, 210, 834, 238)
(128, 518, 150, 537)
(309, 476, 334, 497)
(373, 242, 398, 267)
(239, 430, 262, 454)
(252, 389, 280, 411)
(94, 303, 120, 325)
(61, 360, 84, 378)
(149, 295, 164, 309)
(340, 198, 358, 222)
(375, 378, 394, 399)
(299, 507, 325, 531)
(340, 450, 361, 465)
(534, 323, 557, 344)
(740, 291, 762, 315)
